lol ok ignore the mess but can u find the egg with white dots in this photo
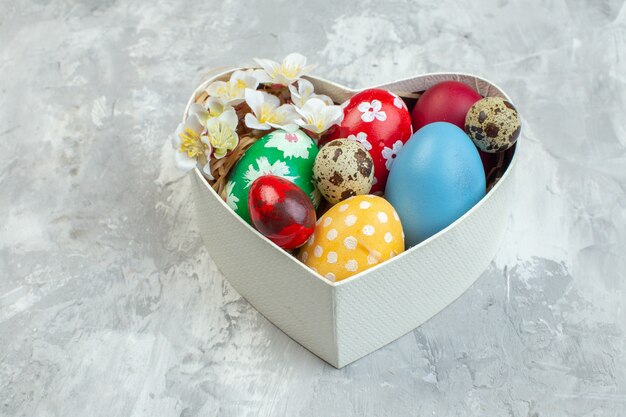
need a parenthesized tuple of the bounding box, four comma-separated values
(298, 195, 405, 281)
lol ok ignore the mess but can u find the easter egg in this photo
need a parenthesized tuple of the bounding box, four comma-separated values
(313, 139, 374, 205)
(325, 89, 412, 194)
(411, 81, 482, 131)
(386, 122, 486, 246)
(248, 175, 316, 250)
(465, 97, 521, 153)
(298, 195, 404, 282)
(226, 129, 320, 224)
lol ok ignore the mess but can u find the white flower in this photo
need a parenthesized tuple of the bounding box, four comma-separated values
(205, 108, 239, 159)
(172, 106, 213, 177)
(225, 180, 239, 211)
(206, 69, 260, 106)
(289, 79, 333, 107)
(243, 156, 298, 188)
(244, 88, 298, 131)
(203, 96, 232, 118)
(188, 98, 234, 127)
(392, 95, 406, 109)
(265, 131, 313, 159)
(294, 98, 344, 134)
(347, 132, 372, 151)
(254, 53, 315, 86)
(381, 140, 404, 170)
(357, 100, 386, 122)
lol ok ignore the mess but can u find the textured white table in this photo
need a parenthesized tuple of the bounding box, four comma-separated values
(1, 0, 625, 416)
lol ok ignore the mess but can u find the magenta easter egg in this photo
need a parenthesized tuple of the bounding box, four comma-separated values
(248, 175, 316, 250)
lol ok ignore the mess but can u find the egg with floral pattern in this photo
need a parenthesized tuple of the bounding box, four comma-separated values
(298, 195, 405, 281)
(226, 129, 320, 224)
(324, 89, 412, 194)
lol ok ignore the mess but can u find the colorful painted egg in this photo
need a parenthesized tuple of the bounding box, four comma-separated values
(298, 195, 404, 282)
(465, 97, 521, 153)
(411, 81, 482, 131)
(226, 129, 320, 224)
(386, 122, 486, 247)
(313, 139, 374, 205)
(248, 175, 316, 250)
(325, 89, 412, 194)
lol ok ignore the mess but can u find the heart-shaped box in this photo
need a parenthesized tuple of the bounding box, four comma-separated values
(186, 70, 518, 368)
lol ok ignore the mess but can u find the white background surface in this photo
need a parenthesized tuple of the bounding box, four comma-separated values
(1, 0, 625, 416)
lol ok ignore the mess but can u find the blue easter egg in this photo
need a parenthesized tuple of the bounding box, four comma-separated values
(386, 122, 486, 246)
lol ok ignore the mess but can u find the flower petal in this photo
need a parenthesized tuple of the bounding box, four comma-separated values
(288, 83, 303, 107)
(213, 147, 227, 159)
(357, 101, 371, 112)
(206, 81, 226, 97)
(189, 103, 210, 125)
(174, 122, 185, 137)
(186, 113, 205, 133)
(254, 58, 280, 78)
(245, 113, 270, 130)
(297, 78, 314, 96)
(230, 70, 246, 82)
(322, 105, 344, 126)
(276, 104, 299, 122)
(252, 68, 271, 84)
(218, 107, 238, 129)
(200, 135, 213, 153)
(284, 52, 307, 68)
(262, 91, 281, 109)
(314, 93, 334, 106)
(225, 98, 245, 106)
(301, 97, 327, 114)
(244, 75, 259, 91)
(174, 150, 198, 172)
(361, 112, 375, 123)
(280, 123, 300, 133)
(205, 97, 225, 116)
(244, 88, 264, 116)
(201, 160, 215, 180)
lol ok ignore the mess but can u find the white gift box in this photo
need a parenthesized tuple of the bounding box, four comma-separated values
(186, 70, 518, 368)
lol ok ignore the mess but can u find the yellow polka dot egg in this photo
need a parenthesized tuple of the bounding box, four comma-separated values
(298, 195, 405, 282)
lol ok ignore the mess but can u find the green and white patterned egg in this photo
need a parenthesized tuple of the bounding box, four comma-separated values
(225, 129, 321, 224)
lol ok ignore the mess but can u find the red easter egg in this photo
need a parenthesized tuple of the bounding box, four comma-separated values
(411, 81, 482, 131)
(325, 89, 412, 194)
(248, 175, 316, 250)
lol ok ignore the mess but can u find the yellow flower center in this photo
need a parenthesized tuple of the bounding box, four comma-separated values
(208, 123, 238, 156)
(258, 105, 282, 124)
(179, 128, 207, 158)
(235, 78, 247, 89)
(280, 64, 301, 79)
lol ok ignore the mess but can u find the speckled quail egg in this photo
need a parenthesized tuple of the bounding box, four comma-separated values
(313, 139, 374, 205)
(464, 97, 521, 153)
